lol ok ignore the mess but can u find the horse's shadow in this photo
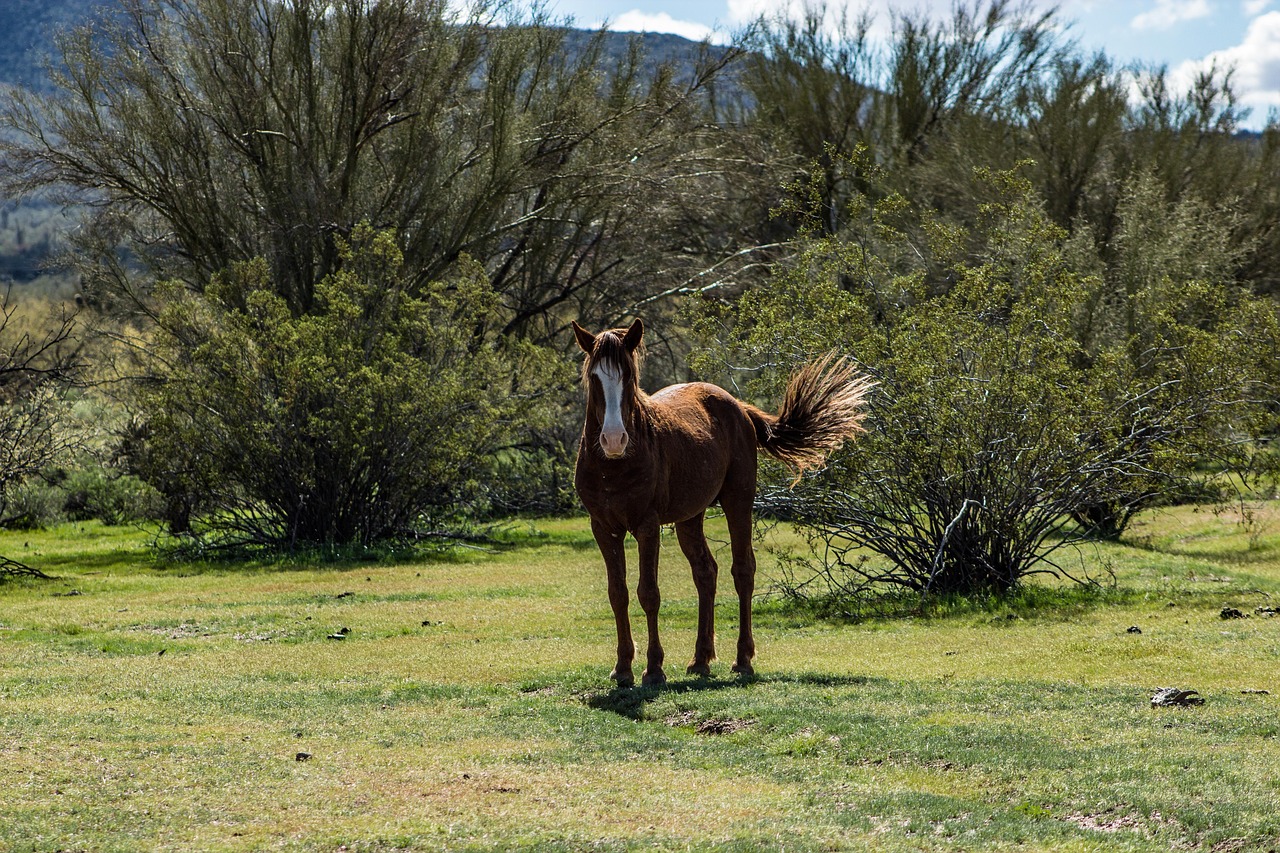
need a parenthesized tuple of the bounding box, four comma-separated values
(583, 672, 874, 721)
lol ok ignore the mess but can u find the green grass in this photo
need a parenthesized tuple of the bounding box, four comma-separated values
(2, 508, 1279, 852)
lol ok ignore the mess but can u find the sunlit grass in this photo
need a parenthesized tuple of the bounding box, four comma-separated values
(2, 507, 1278, 851)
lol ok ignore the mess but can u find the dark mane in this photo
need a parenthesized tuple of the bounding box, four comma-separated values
(581, 329, 644, 394)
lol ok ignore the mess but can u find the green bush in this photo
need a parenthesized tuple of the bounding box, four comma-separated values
(1, 478, 66, 529)
(134, 226, 569, 549)
(694, 155, 1279, 600)
(60, 467, 163, 526)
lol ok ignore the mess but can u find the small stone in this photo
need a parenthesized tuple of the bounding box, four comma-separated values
(295, 752, 312, 762)
(1126, 626, 1142, 634)
(1151, 687, 1204, 708)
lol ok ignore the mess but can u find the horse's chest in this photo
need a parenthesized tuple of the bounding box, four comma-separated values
(575, 459, 661, 523)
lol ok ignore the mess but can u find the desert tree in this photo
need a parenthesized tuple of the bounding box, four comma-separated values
(740, 0, 1062, 251)
(0, 0, 757, 344)
(887, 0, 1058, 164)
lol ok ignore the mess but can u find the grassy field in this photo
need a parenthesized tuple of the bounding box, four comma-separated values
(1, 504, 1278, 852)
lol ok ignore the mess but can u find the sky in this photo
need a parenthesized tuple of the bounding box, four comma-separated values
(544, 0, 1280, 130)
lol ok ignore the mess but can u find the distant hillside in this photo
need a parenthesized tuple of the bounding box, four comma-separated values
(0, 0, 119, 89)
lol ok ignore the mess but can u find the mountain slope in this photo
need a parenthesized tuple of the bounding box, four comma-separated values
(0, 0, 118, 89)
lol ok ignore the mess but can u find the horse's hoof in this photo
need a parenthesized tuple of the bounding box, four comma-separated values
(731, 662, 755, 679)
(686, 662, 712, 677)
(641, 668, 667, 686)
(611, 668, 635, 688)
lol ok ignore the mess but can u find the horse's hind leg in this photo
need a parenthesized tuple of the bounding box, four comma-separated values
(591, 518, 635, 688)
(720, 489, 757, 677)
(675, 513, 718, 676)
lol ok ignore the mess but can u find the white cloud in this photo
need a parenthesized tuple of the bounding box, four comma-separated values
(1130, 0, 1212, 30)
(602, 10, 717, 41)
(1172, 11, 1280, 125)
(1243, 0, 1272, 13)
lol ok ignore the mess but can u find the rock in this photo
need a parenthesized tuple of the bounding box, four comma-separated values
(1220, 607, 1246, 620)
(1126, 626, 1142, 634)
(1151, 687, 1204, 708)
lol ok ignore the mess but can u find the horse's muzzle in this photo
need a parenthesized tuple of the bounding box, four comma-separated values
(599, 428, 629, 458)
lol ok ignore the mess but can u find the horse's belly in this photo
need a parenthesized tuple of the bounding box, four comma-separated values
(657, 456, 727, 523)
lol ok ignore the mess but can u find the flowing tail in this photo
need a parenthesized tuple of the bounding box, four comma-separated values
(746, 353, 875, 475)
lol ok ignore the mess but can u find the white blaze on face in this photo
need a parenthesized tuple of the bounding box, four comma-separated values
(592, 359, 630, 458)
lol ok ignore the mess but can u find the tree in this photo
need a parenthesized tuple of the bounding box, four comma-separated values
(741, 5, 883, 237)
(693, 157, 1278, 602)
(131, 226, 568, 548)
(1062, 172, 1280, 537)
(0, 289, 81, 577)
(0, 0, 754, 346)
(742, 0, 1061, 238)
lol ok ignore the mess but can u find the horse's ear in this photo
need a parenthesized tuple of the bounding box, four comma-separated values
(622, 318, 643, 352)
(571, 321, 596, 354)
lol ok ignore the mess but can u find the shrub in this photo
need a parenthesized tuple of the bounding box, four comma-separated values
(694, 156, 1278, 600)
(133, 226, 569, 549)
(60, 466, 163, 526)
(1, 478, 65, 530)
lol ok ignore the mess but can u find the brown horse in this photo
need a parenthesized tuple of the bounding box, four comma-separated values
(572, 318, 873, 687)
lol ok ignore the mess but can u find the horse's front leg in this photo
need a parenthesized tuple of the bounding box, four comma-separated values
(591, 518, 635, 687)
(634, 522, 666, 686)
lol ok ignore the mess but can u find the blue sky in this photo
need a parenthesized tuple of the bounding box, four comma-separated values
(545, 0, 1280, 129)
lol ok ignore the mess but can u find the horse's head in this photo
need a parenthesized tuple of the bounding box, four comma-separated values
(572, 318, 644, 459)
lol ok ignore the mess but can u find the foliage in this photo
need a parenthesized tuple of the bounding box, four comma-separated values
(132, 226, 569, 549)
(1, 462, 162, 529)
(694, 154, 1279, 598)
(1, 0, 1279, 556)
(1061, 171, 1280, 537)
(0, 289, 82, 576)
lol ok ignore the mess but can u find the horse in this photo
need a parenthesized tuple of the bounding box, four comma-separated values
(572, 318, 874, 687)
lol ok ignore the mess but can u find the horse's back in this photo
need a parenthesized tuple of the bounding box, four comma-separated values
(649, 382, 755, 444)
(649, 381, 759, 498)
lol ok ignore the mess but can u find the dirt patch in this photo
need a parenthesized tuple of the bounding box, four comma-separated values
(129, 622, 215, 639)
(1063, 811, 1145, 833)
(664, 710, 756, 735)
(1210, 838, 1249, 853)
